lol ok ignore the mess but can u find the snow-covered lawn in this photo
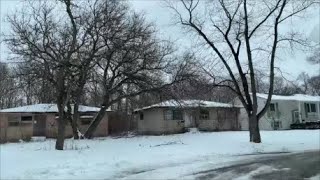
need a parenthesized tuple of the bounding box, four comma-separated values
(1, 130, 319, 179)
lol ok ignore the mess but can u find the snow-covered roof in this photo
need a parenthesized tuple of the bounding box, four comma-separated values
(256, 93, 320, 102)
(135, 100, 240, 111)
(0, 104, 112, 113)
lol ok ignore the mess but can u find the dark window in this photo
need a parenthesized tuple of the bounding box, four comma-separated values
(310, 104, 316, 113)
(306, 103, 317, 113)
(269, 103, 275, 111)
(200, 109, 209, 120)
(164, 109, 183, 120)
(173, 110, 183, 120)
(140, 113, 144, 120)
(81, 118, 91, 125)
(272, 121, 282, 130)
(21, 116, 32, 121)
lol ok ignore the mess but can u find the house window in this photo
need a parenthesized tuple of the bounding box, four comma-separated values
(81, 118, 92, 125)
(8, 116, 20, 126)
(164, 110, 173, 120)
(139, 112, 144, 120)
(164, 109, 183, 120)
(306, 103, 316, 113)
(272, 121, 282, 130)
(21, 116, 32, 122)
(173, 110, 183, 120)
(269, 103, 275, 111)
(200, 109, 209, 120)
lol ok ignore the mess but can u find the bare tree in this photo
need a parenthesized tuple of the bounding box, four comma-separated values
(0, 62, 19, 109)
(167, 0, 316, 142)
(13, 63, 56, 105)
(307, 47, 320, 64)
(83, 8, 196, 137)
(297, 72, 310, 94)
(308, 75, 320, 95)
(306, 48, 320, 95)
(4, 0, 89, 149)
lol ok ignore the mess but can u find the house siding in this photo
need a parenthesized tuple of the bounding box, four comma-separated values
(0, 113, 7, 143)
(136, 107, 240, 134)
(137, 108, 185, 135)
(0, 112, 109, 143)
(237, 96, 320, 131)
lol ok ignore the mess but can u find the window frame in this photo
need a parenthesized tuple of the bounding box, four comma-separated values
(164, 109, 183, 120)
(306, 103, 317, 113)
(21, 116, 33, 122)
(172, 109, 183, 120)
(269, 103, 276, 112)
(8, 116, 20, 126)
(199, 109, 210, 120)
(139, 112, 144, 120)
(164, 109, 173, 120)
(80, 118, 92, 125)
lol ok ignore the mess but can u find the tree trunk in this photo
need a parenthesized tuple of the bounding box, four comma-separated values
(84, 105, 108, 139)
(249, 114, 261, 143)
(72, 103, 80, 139)
(55, 107, 66, 150)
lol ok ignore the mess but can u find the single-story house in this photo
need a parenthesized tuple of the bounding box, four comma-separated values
(134, 100, 241, 135)
(237, 93, 320, 130)
(0, 104, 110, 142)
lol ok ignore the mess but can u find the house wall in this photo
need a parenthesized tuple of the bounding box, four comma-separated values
(79, 115, 108, 137)
(0, 113, 33, 142)
(0, 112, 109, 143)
(258, 99, 297, 130)
(47, 113, 109, 138)
(0, 113, 8, 143)
(300, 101, 320, 122)
(137, 107, 240, 134)
(137, 108, 185, 135)
(237, 97, 320, 131)
(108, 112, 132, 135)
(258, 99, 320, 130)
(197, 108, 240, 131)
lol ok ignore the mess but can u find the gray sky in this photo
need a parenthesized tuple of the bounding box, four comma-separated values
(1, 0, 319, 81)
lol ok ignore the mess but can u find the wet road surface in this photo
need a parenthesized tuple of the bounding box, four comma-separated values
(194, 151, 320, 180)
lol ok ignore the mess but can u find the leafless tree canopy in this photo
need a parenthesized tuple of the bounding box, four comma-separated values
(167, 0, 317, 142)
(4, 0, 196, 149)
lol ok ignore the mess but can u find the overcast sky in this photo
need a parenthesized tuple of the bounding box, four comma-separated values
(1, 0, 319, 81)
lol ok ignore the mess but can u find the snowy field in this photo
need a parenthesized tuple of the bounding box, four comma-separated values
(0, 130, 319, 179)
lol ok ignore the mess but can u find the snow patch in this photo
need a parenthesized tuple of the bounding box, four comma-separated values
(0, 130, 319, 179)
(234, 166, 290, 180)
(307, 174, 320, 180)
(255, 93, 320, 102)
(134, 99, 241, 111)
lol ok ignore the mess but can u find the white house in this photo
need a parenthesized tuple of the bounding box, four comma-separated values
(134, 100, 241, 135)
(238, 93, 320, 130)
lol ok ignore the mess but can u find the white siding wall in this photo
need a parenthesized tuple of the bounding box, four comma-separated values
(258, 99, 298, 130)
(235, 97, 317, 130)
(137, 108, 185, 134)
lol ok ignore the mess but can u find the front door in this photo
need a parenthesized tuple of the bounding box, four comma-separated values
(292, 110, 300, 123)
(33, 114, 47, 136)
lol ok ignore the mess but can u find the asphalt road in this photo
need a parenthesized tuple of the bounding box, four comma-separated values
(194, 151, 320, 180)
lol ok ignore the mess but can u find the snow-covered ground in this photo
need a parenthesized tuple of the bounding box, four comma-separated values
(1, 130, 319, 179)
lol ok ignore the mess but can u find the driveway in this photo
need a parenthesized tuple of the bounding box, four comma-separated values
(194, 151, 320, 180)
